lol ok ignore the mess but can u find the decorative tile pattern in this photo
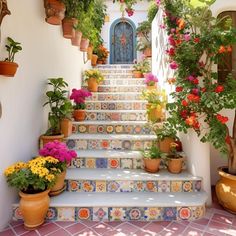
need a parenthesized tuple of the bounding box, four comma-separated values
(86, 93, 142, 101)
(97, 86, 145, 93)
(96, 78, 145, 86)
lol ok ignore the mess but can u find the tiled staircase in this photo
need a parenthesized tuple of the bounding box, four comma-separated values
(13, 64, 207, 222)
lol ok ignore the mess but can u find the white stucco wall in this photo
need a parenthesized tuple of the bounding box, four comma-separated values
(0, 0, 89, 230)
(102, 0, 149, 62)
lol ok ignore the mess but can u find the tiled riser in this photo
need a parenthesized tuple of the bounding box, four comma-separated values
(13, 205, 205, 222)
(104, 75, 133, 79)
(65, 179, 202, 193)
(85, 112, 147, 121)
(85, 102, 146, 111)
(69, 157, 187, 170)
(97, 86, 145, 93)
(99, 79, 145, 86)
(73, 124, 152, 135)
(86, 93, 142, 101)
(66, 139, 153, 151)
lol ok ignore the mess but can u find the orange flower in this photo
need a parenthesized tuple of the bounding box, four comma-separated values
(177, 18, 185, 30)
(218, 46, 226, 54)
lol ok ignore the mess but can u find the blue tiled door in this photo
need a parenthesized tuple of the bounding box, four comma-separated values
(111, 21, 135, 64)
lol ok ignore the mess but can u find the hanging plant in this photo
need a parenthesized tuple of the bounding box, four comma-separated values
(113, 0, 140, 16)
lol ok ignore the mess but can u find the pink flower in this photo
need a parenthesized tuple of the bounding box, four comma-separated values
(184, 34, 191, 41)
(168, 35, 176, 46)
(144, 73, 158, 86)
(187, 75, 195, 81)
(70, 89, 92, 105)
(170, 61, 178, 70)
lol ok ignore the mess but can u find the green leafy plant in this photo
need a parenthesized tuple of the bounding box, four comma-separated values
(43, 78, 72, 135)
(141, 142, 163, 159)
(147, 2, 159, 23)
(133, 58, 151, 73)
(84, 69, 105, 84)
(4, 37, 22, 62)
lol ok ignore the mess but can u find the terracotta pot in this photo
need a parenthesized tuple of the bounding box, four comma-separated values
(49, 170, 66, 196)
(19, 189, 50, 230)
(167, 156, 184, 174)
(87, 77, 98, 92)
(132, 70, 143, 78)
(159, 137, 175, 153)
(143, 158, 161, 173)
(146, 104, 162, 122)
(97, 60, 103, 64)
(80, 38, 90, 52)
(91, 54, 98, 67)
(144, 47, 152, 57)
(87, 46, 93, 60)
(73, 109, 86, 121)
(0, 61, 18, 77)
(102, 59, 107, 64)
(44, 0, 65, 25)
(71, 30, 82, 46)
(216, 167, 236, 213)
(147, 84, 157, 90)
(60, 118, 72, 138)
(62, 18, 78, 39)
(39, 134, 64, 149)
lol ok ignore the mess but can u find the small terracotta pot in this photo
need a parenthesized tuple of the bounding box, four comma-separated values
(0, 61, 18, 77)
(39, 134, 64, 149)
(73, 110, 86, 121)
(167, 156, 184, 174)
(87, 46, 93, 60)
(143, 158, 161, 173)
(71, 30, 82, 46)
(60, 118, 72, 138)
(44, 0, 65, 25)
(144, 47, 152, 57)
(132, 70, 143, 78)
(147, 84, 157, 90)
(19, 189, 50, 230)
(80, 38, 90, 52)
(91, 54, 98, 67)
(62, 18, 78, 39)
(146, 104, 162, 122)
(97, 60, 103, 64)
(159, 137, 175, 153)
(49, 170, 66, 196)
(216, 167, 236, 214)
(87, 77, 98, 92)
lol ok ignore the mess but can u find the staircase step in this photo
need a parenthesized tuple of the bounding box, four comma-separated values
(13, 192, 207, 221)
(86, 92, 142, 101)
(96, 64, 134, 69)
(65, 169, 202, 193)
(73, 120, 152, 135)
(66, 134, 155, 151)
(84, 110, 147, 121)
(97, 85, 145, 93)
(100, 78, 145, 86)
(85, 101, 146, 111)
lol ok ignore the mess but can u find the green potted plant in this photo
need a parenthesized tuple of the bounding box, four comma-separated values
(84, 69, 105, 92)
(141, 142, 163, 173)
(40, 77, 71, 146)
(132, 58, 151, 78)
(0, 37, 22, 77)
(96, 45, 109, 64)
(4, 156, 60, 229)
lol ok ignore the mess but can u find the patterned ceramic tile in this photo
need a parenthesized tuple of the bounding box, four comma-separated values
(96, 181, 107, 192)
(119, 181, 133, 192)
(144, 207, 162, 221)
(86, 93, 142, 101)
(67, 180, 81, 192)
(76, 140, 88, 150)
(57, 208, 75, 221)
(158, 180, 170, 192)
(126, 208, 145, 221)
(194, 180, 202, 192)
(191, 206, 205, 220)
(133, 158, 143, 169)
(134, 181, 146, 192)
(93, 208, 108, 221)
(146, 181, 158, 192)
(81, 180, 96, 192)
(120, 158, 133, 169)
(96, 158, 108, 168)
(76, 208, 92, 220)
(162, 207, 177, 221)
(12, 207, 23, 221)
(109, 208, 126, 221)
(171, 181, 183, 192)
(46, 207, 58, 221)
(177, 207, 192, 221)
(183, 181, 193, 192)
(108, 158, 120, 169)
(107, 181, 120, 192)
(85, 158, 96, 168)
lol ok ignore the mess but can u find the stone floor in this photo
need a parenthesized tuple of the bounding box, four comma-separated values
(1, 189, 236, 236)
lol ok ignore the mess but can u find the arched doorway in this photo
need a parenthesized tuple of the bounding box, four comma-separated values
(110, 18, 136, 64)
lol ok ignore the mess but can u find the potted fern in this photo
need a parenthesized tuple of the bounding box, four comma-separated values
(0, 37, 22, 77)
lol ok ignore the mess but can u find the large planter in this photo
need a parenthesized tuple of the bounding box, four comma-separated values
(0, 61, 18, 77)
(71, 30, 82, 46)
(62, 18, 78, 39)
(159, 137, 175, 153)
(49, 170, 66, 196)
(19, 189, 50, 230)
(60, 118, 72, 138)
(143, 158, 161, 173)
(44, 0, 65, 25)
(73, 109, 86, 121)
(87, 77, 98, 92)
(216, 167, 236, 213)
(144, 47, 152, 57)
(132, 70, 143, 78)
(39, 134, 64, 148)
(80, 38, 90, 52)
(91, 54, 98, 67)
(167, 156, 184, 174)
(146, 104, 162, 122)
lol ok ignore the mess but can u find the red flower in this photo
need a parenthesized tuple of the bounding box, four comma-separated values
(168, 47, 175, 56)
(181, 100, 188, 107)
(201, 87, 206, 93)
(185, 116, 196, 126)
(194, 37, 200, 43)
(192, 78, 199, 85)
(215, 85, 224, 93)
(176, 86, 183, 92)
(180, 110, 188, 119)
(216, 114, 228, 124)
(225, 135, 231, 145)
(187, 94, 200, 103)
(218, 46, 226, 54)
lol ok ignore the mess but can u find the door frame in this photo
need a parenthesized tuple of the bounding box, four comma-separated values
(109, 18, 137, 64)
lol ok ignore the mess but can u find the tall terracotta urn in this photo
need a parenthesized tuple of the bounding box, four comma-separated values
(19, 190, 50, 230)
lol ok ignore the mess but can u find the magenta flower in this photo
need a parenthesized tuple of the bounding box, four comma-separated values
(187, 75, 195, 81)
(144, 73, 158, 86)
(184, 34, 191, 41)
(170, 61, 178, 70)
(70, 88, 92, 105)
(168, 35, 176, 46)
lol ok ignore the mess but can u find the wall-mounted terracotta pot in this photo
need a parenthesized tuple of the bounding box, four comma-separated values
(91, 54, 98, 67)
(0, 61, 18, 77)
(62, 18, 78, 39)
(80, 38, 90, 52)
(71, 30, 82, 46)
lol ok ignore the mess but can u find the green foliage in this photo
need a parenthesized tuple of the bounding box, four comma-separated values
(84, 69, 105, 83)
(4, 37, 22, 62)
(154, 122, 177, 141)
(133, 58, 151, 73)
(147, 2, 159, 23)
(141, 142, 163, 159)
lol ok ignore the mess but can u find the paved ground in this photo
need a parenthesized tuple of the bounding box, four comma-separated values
(1, 190, 236, 236)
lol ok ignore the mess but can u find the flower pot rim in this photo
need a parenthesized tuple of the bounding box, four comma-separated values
(0, 61, 18, 66)
(19, 189, 50, 197)
(218, 166, 236, 180)
(166, 154, 184, 160)
(40, 134, 64, 139)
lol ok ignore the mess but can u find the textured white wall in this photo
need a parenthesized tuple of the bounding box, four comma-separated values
(101, 0, 149, 62)
(0, 0, 89, 230)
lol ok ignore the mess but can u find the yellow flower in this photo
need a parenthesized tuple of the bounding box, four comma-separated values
(45, 174, 55, 182)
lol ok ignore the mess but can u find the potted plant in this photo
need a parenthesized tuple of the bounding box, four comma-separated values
(141, 89, 166, 122)
(96, 45, 109, 64)
(132, 61, 143, 78)
(161, 0, 236, 212)
(141, 142, 163, 173)
(132, 58, 151, 78)
(144, 73, 158, 90)
(0, 37, 22, 77)
(40, 77, 70, 146)
(4, 156, 60, 229)
(69, 88, 92, 121)
(84, 69, 105, 92)
(44, 0, 66, 25)
(39, 141, 77, 196)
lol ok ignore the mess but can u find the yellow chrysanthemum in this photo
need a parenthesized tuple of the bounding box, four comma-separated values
(45, 174, 55, 182)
